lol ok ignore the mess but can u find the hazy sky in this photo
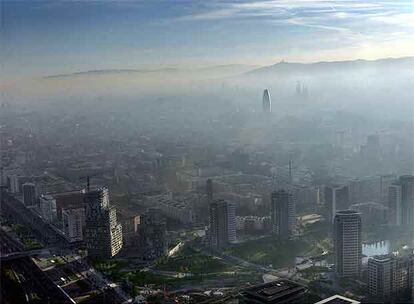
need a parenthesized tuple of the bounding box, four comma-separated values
(2, 0, 414, 79)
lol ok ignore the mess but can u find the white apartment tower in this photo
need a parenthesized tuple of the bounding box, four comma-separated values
(334, 210, 362, 277)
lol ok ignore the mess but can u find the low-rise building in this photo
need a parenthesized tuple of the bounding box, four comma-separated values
(240, 280, 308, 303)
(236, 216, 271, 232)
(157, 197, 195, 225)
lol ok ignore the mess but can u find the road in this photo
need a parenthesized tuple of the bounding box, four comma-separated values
(194, 244, 310, 285)
(60, 253, 132, 303)
(1, 191, 70, 247)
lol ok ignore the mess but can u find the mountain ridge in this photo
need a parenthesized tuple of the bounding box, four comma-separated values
(246, 56, 414, 76)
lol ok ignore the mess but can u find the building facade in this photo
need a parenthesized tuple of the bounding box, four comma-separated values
(400, 175, 414, 226)
(39, 194, 57, 222)
(334, 210, 362, 277)
(262, 89, 271, 113)
(84, 187, 123, 258)
(271, 189, 295, 238)
(138, 208, 167, 260)
(368, 254, 414, 301)
(62, 207, 85, 242)
(22, 182, 37, 206)
(209, 199, 236, 249)
(325, 184, 350, 222)
(389, 183, 402, 225)
(368, 257, 394, 298)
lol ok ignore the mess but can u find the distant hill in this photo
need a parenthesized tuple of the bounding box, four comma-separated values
(42, 57, 414, 80)
(43, 64, 258, 79)
(245, 57, 414, 76)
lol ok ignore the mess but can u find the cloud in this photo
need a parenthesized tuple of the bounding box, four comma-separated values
(176, 0, 413, 30)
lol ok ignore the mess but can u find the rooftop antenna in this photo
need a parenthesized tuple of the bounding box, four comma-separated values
(80, 174, 97, 192)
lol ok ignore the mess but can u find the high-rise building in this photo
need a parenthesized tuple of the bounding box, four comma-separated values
(349, 202, 387, 226)
(325, 184, 349, 221)
(39, 194, 57, 222)
(349, 176, 382, 204)
(368, 256, 394, 298)
(368, 253, 414, 300)
(22, 182, 37, 206)
(8, 175, 20, 193)
(271, 189, 295, 238)
(389, 183, 402, 225)
(62, 207, 85, 242)
(380, 174, 397, 203)
(84, 187, 123, 258)
(334, 210, 362, 278)
(400, 175, 414, 226)
(206, 179, 213, 204)
(52, 189, 86, 220)
(209, 199, 236, 249)
(139, 208, 167, 260)
(388, 175, 414, 226)
(262, 89, 271, 113)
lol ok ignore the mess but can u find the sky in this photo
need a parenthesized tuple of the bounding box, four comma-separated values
(1, 0, 414, 79)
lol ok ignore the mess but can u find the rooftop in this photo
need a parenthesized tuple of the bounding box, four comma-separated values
(315, 295, 360, 304)
(241, 279, 307, 303)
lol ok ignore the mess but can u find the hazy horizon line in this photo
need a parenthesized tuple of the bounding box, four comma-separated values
(41, 55, 414, 79)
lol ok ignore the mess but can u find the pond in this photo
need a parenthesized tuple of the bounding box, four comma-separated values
(362, 240, 390, 257)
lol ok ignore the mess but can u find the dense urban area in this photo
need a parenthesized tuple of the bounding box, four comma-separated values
(1, 58, 414, 303)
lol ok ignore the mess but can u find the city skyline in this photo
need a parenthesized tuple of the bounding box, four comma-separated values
(1, 1, 414, 303)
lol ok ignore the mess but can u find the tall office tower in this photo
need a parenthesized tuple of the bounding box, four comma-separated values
(39, 194, 57, 222)
(334, 210, 362, 278)
(389, 183, 402, 225)
(139, 208, 167, 260)
(62, 207, 85, 242)
(349, 176, 382, 204)
(296, 81, 302, 95)
(400, 175, 414, 226)
(22, 182, 37, 206)
(368, 256, 394, 299)
(209, 199, 236, 249)
(84, 187, 123, 258)
(206, 179, 213, 204)
(368, 254, 414, 300)
(325, 184, 350, 222)
(8, 175, 20, 193)
(367, 134, 380, 151)
(271, 189, 295, 238)
(380, 174, 397, 203)
(262, 89, 271, 113)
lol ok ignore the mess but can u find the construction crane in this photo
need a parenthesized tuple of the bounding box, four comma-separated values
(79, 174, 99, 192)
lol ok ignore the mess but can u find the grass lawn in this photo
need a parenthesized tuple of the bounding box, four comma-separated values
(89, 258, 128, 282)
(299, 266, 330, 281)
(155, 245, 236, 274)
(225, 237, 316, 268)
